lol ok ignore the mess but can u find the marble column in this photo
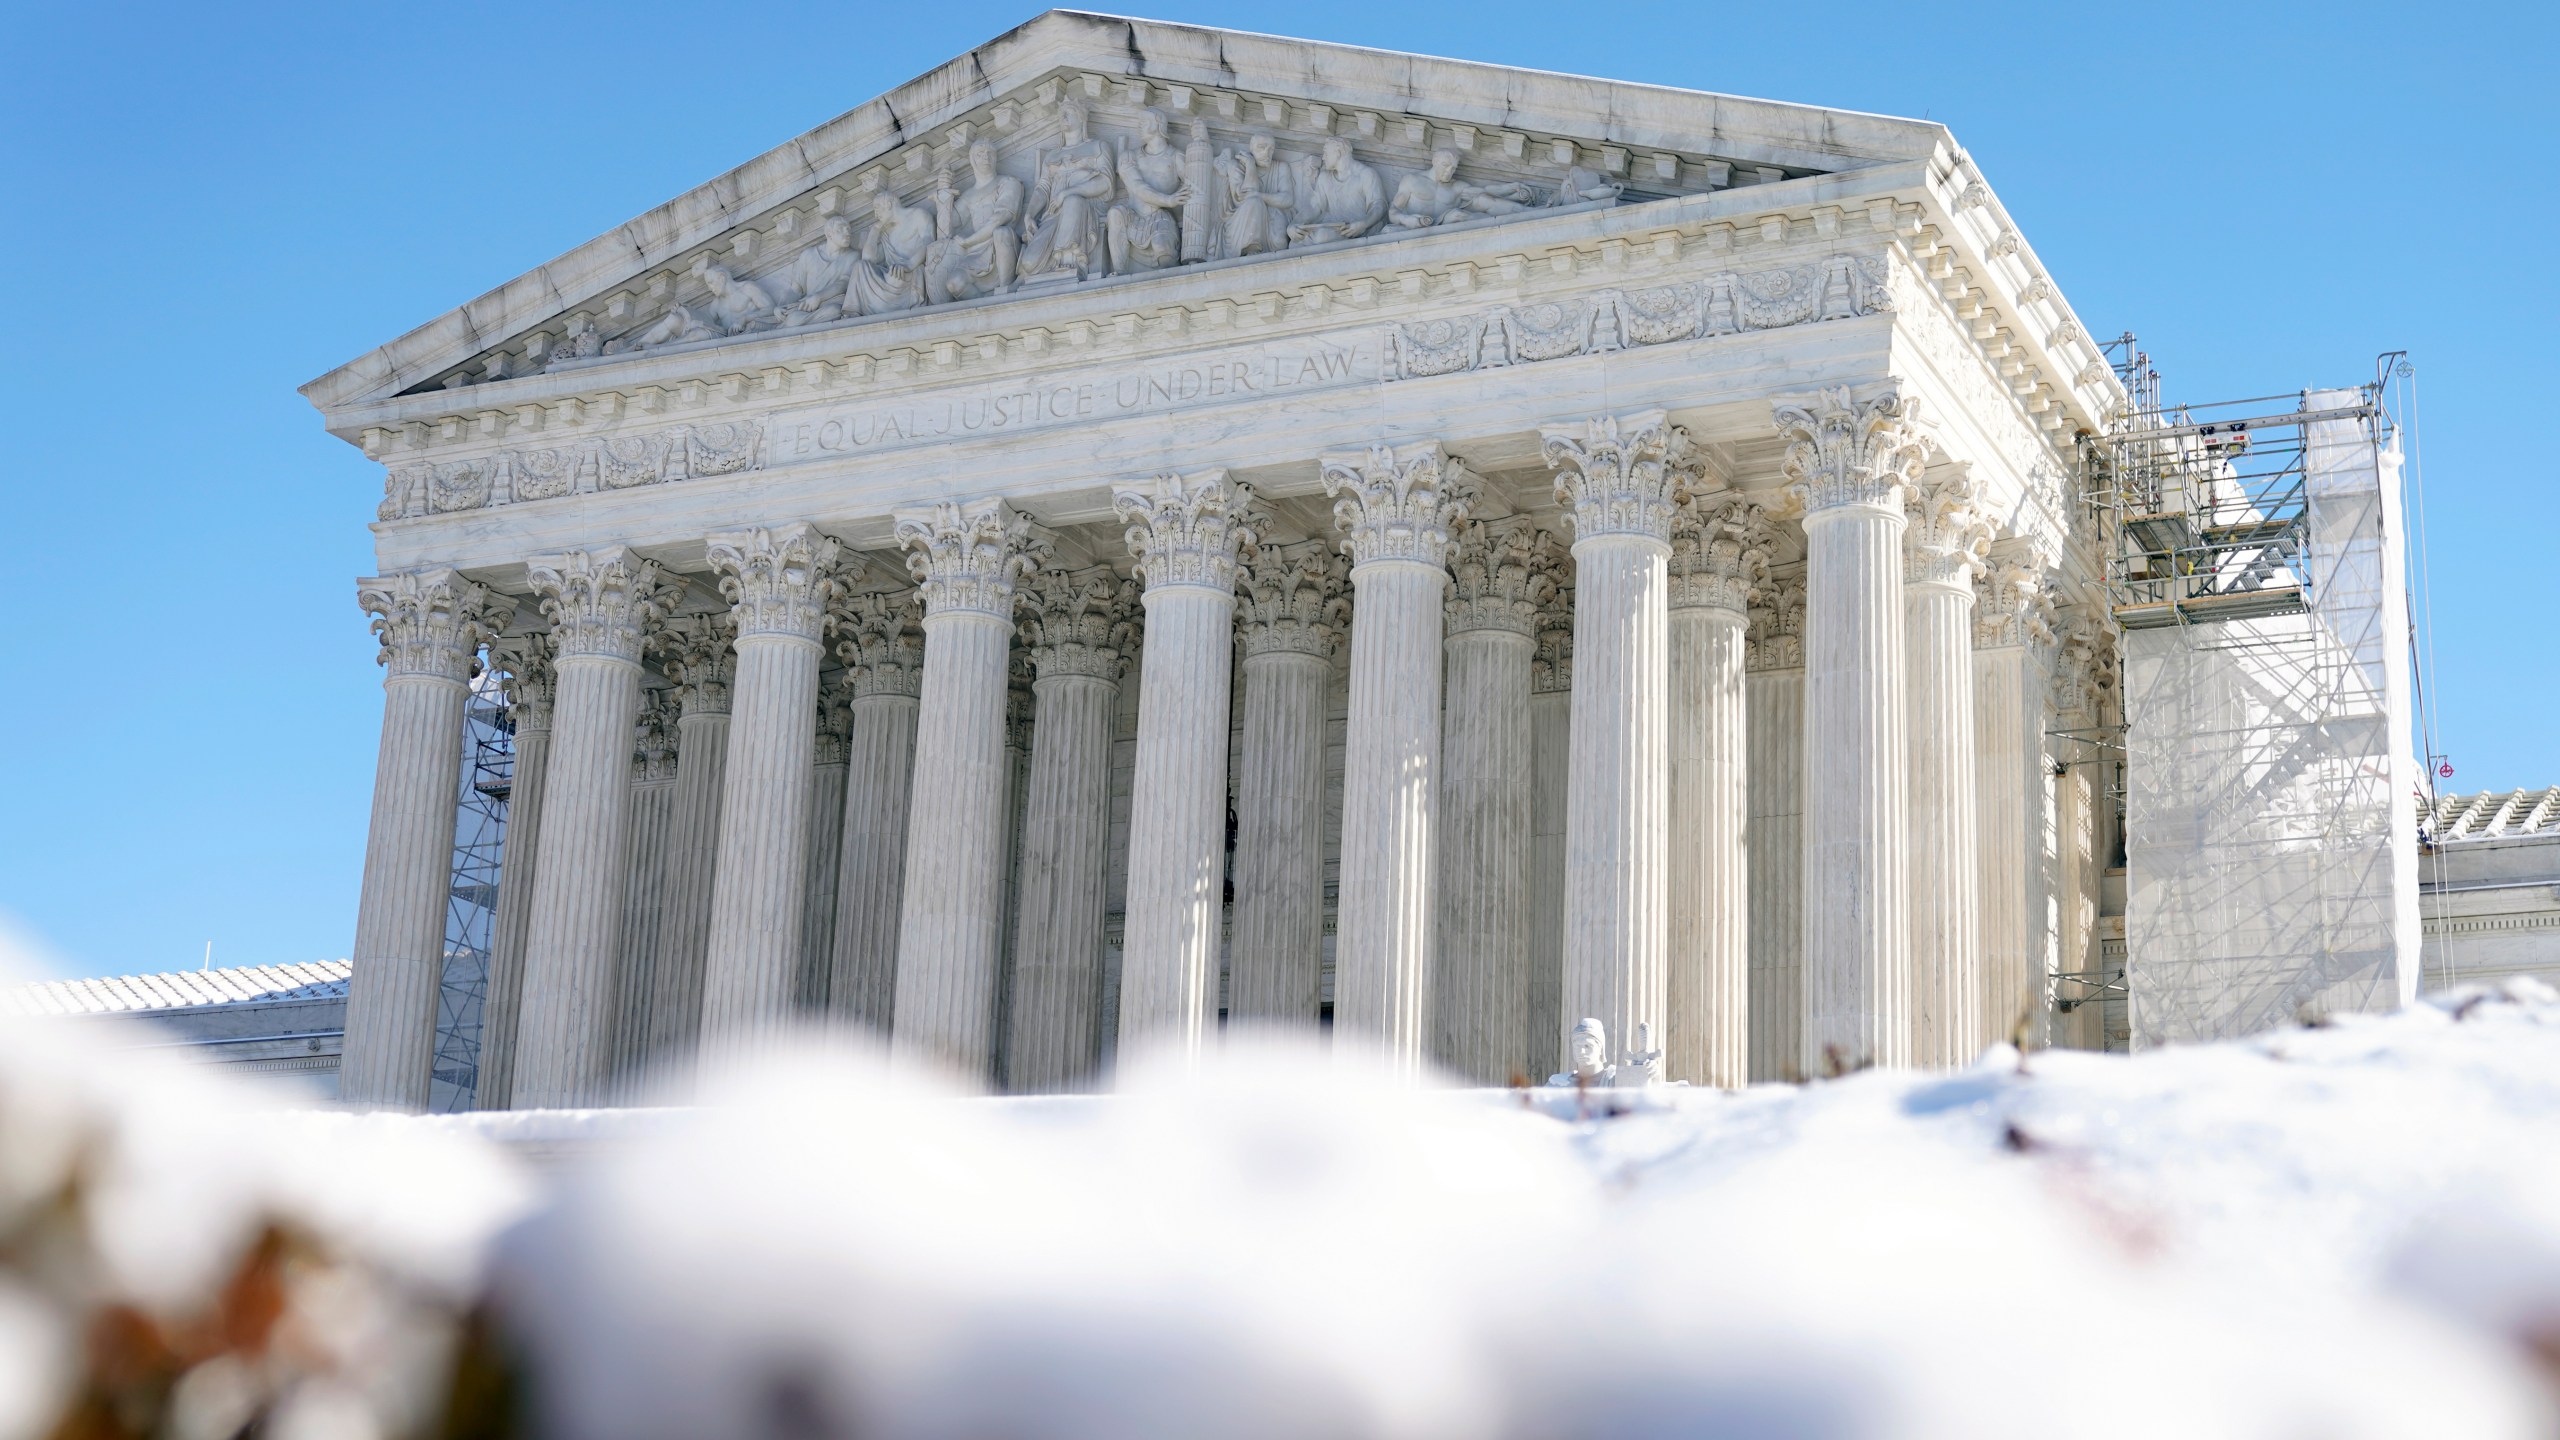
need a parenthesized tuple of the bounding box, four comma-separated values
(1972, 558, 2059, 1051)
(1434, 518, 1556, 1084)
(798, 677, 853, 1009)
(1115, 470, 1255, 1064)
(475, 628, 554, 1111)
(514, 547, 675, 1109)
(639, 612, 734, 1067)
(1541, 412, 1687, 1073)
(611, 693, 680, 1082)
(1904, 472, 1992, 1068)
(699, 526, 843, 1063)
(1003, 567, 1137, 1090)
(1324, 443, 1471, 1078)
(827, 590, 925, 1029)
(891, 499, 1049, 1078)
(2051, 618, 2113, 1050)
(1666, 497, 1769, 1088)
(1776, 386, 1932, 1073)
(1745, 576, 1808, 1081)
(342, 570, 505, 1110)
(1525, 592, 1574, 1082)
(1228, 540, 1346, 1028)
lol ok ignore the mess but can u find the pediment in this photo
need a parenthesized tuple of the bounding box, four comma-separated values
(302, 11, 1953, 418)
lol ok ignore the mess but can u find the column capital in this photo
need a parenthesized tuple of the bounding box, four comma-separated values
(829, 589, 926, 699)
(1541, 410, 1695, 545)
(526, 546, 679, 665)
(1116, 469, 1258, 594)
(490, 629, 560, 732)
(2051, 609, 2119, 720)
(708, 523, 844, 643)
(1745, 571, 1807, 672)
(1019, 566, 1138, 681)
(892, 499, 1052, 619)
(634, 689, 681, 783)
(813, 675, 854, 768)
(1905, 466, 1994, 592)
(357, 568, 508, 682)
(1235, 538, 1349, 659)
(1531, 582, 1575, 693)
(653, 612, 738, 716)
(1321, 442, 1474, 571)
(1446, 517, 1564, 637)
(1006, 652, 1039, 751)
(1973, 547, 2060, 656)
(1669, 492, 1778, 615)
(1774, 385, 1934, 517)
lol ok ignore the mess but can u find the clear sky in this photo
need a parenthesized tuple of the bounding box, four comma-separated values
(2, 1, 2551, 981)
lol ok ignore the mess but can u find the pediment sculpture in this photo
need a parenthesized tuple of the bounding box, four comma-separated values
(541, 100, 1629, 374)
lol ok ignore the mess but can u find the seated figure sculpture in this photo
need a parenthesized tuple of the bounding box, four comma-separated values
(1286, 137, 1386, 246)
(924, 139, 1024, 305)
(610, 264, 776, 352)
(1107, 107, 1190, 274)
(1216, 131, 1295, 258)
(846, 189, 937, 316)
(1020, 99, 1114, 281)
(1389, 148, 1536, 229)
(764, 214, 859, 327)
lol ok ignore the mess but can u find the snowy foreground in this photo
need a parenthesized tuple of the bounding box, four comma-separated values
(5, 980, 2560, 1437)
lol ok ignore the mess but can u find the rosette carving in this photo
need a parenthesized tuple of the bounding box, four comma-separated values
(708, 523, 844, 642)
(356, 569, 509, 682)
(830, 590, 926, 700)
(1773, 387, 1934, 516)
(1541, 410, 1694, 544)
(1018, 566, 1140, 681)
(1235, 539, 1350, 659)
(1444, 517, 1564, 637)
(1115, 469, 1257, 594)
(527, 547, 678, 665)
(1322, 442, 1474, 570)
(892, 498, 1050, 619)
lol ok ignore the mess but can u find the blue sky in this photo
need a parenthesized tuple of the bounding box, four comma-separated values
(2, 2, 2550, 981)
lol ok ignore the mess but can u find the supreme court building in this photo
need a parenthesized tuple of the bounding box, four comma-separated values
(310, 12, 2143, 1109)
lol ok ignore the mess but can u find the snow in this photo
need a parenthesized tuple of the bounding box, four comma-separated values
(4, 895, 2559, 1438)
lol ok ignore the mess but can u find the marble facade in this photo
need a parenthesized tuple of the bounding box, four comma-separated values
(313, 12, 2125, 1107)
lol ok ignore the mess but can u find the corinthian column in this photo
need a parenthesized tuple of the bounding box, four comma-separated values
(342, 570, 506, 1109)
(1003, 567, 1137, 1090)
(1973, 552, 2058, 1051)
(1324, 443, 1472, 1078)
(1526, 587, 1574, 1081)
(1229, 540, 1346, 1027)
(475, 628, 555, 1111)
(1541, 412, 1686, 1073)
(699, 525, 843, 1062)
(827, 590, 924, 1029)
(612, 693, 679, 1082)
(639, 612, 734, 1067)
(1114, 470, 1255, 1064)
(891, 500, 1049, 1078)
(515, 548, 675, 1108)
(1904, 471, 1992, 1067)
(1667, 496, 1770, 1087)
(1745, 574, 1807, 1080)
(799, 676, 853, 1009)
(1435, 518, 1557, 1083)
(1775, 387, 1931, 1072)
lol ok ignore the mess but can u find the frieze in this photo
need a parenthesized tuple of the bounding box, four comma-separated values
(380, 421, 766, 520)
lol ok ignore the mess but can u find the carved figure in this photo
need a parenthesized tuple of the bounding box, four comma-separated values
(1216, 131, 1296, 258)
(1619, 1023, 1663, 1087)
(1108, 107, 1191, 274)
(1390, 148, 1535, 229)
(1546, 163, 1625, 208)
(846, 189, 937, 317)
(1549, 1017, 1615, 1087)
(924, 139, 1024, 304)
(767, 215, 859, 326)
(1020, 99, 1115, 281)
(1287, 137, 1387, 246)
(612, 265, 776, 352)
(544, 313, 602, 371)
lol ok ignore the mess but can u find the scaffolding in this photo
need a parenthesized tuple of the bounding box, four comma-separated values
(428, 672, 513, 1112)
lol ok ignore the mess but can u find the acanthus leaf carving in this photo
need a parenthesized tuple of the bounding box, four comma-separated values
(1018, 565, 1140, 681)
(1669, 493, 1778, 614)
(1774, 386, 1934, 516)
(1115, 469, 1257, 594)
(1904, 465, 1995, 590)
(356, 569, 509, 682)
(525, 547, 680, 665)
(829, 589, 926, 699)
(1235, 538, 1350, 658)
(707, 522, 844, 642)
(1542, 410, 1694, 544)
(1445, 517, 1565, 637)
(490, 628, 559, 731)
(1321, 441, 1473, 570)
(1745, 571, 1807, 672)
(653, 612, 739, 717)
(892, 498, 1050, 619)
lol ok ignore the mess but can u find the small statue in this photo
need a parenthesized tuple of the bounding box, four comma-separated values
(1549, 1017, 1614, 1088)
(1618, 1023, 1663, 1088)
(1107, 107, 1190, 275)
(1020, 98, 1115, 281)
(1389, 148, 1535, 229)
(925, 139, 1024, 304)
(1546, 163, 1624, 208)
(544, 312, 603, 370)
(846, 189, 936, 317)
(610, 264, 776, 352)
(765, 214, 860, 327)
(1286, 137, 1387, 247)
(1216, 131, 1296, 258)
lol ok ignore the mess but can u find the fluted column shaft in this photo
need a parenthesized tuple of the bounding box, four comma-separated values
(641, 614, 733, 1068)
(612, 715, 678, 1084)
(1526, 606, 1574, 1081)
(514, 548, 672, 1108)
(343, 571, 501, 1110)
(700, 526, 841, 1062)
(800, 692, 851, 1009)
(1436, 627, 1532, 1082)
(1229, 541, 1345, 1027)
(1116, 471, 1252, 1064)
(1668, 600, 1749, 1085)
(1904, 481, 1985, 1069)
(828, 592, 925, 1029)
(476, 634, 554, 1111)
(1778, 387, 1930, 1072)
(1745, 653, 1806, 1081)
(892, 500, 1047, 1078)
(1003, 672, 1118, 1088)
